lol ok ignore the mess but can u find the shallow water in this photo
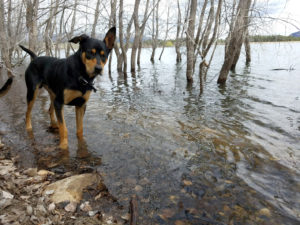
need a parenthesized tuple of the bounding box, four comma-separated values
(0, 42, 299, 224)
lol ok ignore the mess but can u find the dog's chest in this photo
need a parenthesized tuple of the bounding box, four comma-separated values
(64, 89, 91, 107)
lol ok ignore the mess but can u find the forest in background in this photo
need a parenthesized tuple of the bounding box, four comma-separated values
(0, 0, 298, 85)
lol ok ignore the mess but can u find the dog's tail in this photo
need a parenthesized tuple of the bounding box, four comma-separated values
(19, 45, 37, 60)
(0, 77, 13, 98)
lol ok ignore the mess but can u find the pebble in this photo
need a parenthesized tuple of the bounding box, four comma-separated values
(24, 168, 38, 177)
(26, 205, 33, 215)
(88, 210, 98, 217)
(45, 190, 55, 195)
(134, 185, 143, 192)
(259, 208, 271, 217)
(1, 190, 14, 199)
(48, 202, 56, 211)
(65, 202, 77, 212)
(80, 201, 92, 212)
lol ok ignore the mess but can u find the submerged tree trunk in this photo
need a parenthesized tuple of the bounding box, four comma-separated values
(217, 0, 252, 84)
(130, 0, 141, 73)
(175, 0, 182, 63)
(244, 27, 251, 66)
(150, 0, 159, 63)
(186, 0, 197, 82)
(137, 0, 150, 67)
(159, 7, 170, 61)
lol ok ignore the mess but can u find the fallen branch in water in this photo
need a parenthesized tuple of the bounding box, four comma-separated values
(129, 195, 138, 225)
(271, 66, 295, 71)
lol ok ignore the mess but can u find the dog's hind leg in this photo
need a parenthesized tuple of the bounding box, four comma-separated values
(25, 84, 39, 130)
(49, 100, 58, 129)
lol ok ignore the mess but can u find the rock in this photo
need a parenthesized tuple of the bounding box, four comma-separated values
(43, 173, 102, 203)
(36, 204, 47, 214)
(258, 208, 271, 217)
(65, 202, 77, 213)
(48, 202, 56, 212)
(80, 201, 92, 212)
(134, 185, 143, 192)
(0, 199, 13, 210)
(23, 168, 38, 177)
(0, 160, 15, 175)
(38, 169, 54, 177)
(26, 205, 33, 215)
(1, 190, 14, 199)
(183, 180, 192, 186)
(88, 210, 98, 217)
(44, 190, 55, 196)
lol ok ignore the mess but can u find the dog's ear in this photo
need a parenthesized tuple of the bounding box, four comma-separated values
(69, 34, 89, 44)
(103, 27, 116, 50)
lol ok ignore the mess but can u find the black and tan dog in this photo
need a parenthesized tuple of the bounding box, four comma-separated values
(19, 27, 116, 149)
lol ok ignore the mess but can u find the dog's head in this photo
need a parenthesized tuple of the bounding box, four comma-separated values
(69, 27, 116, 77)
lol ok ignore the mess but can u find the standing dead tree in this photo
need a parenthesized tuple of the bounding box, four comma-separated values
(44, 0, 60, 56)
(118, 0, 134, 73)
(91, 0, 101, 38)
(196, 0, 222, 79)
(66, 0, 78, 57)
(185, 0, 197, 82)
(175, 0, 182, 63)
(25, 0, 39, 53)
(159, 6, 170, 60)
(150, 0, 159, 63)
(217, 0, 252, 84)
(0, 0, 12, 76)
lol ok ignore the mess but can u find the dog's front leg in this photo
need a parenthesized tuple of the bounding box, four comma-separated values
(75, 105, 86, 140)
(54, 101, 68, 149)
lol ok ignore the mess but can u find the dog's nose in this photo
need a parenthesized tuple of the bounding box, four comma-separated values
(94, 65, 102, 74)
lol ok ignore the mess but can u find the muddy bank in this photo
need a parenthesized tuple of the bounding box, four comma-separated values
(0, 143, 130, 225)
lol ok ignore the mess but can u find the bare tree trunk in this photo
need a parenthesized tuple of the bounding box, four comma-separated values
(175, 0, 182, 63)
(14, 3, 24, 60)
(186, 0, 197, 83)
(91, 0, 101, 38)
(244, 30, 251, 65)
(25, 0, 39, 53)
(130, 0, 141, 73)
(45, 0, 59, 56)
(137, 0, 150, 67)
(0, 0, 12, 76)
(159, 6, 170, 60)
(217, 0, 252, 84)
(109, 0, 118, 75)
(66, 0, 78, 57)
(194, 0, 208, 50)
(56, 2, 66, 57)
(118, 0, 133, 74)
(150, 0, 159, 63)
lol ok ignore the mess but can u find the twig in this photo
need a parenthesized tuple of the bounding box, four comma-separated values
(129, 195, 138, 225)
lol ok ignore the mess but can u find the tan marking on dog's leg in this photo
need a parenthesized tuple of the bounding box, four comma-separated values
(26, 87, 39, 130)
(75, 105, 86, 139)
(49, 100, 58, 128)
(75, 91, 91, 139)
(55, 107, 68, 149)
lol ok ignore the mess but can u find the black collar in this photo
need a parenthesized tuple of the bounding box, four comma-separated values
(78, 76, 97, 92)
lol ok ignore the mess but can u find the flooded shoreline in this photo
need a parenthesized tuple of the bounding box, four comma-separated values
(0, 43, 299, 224)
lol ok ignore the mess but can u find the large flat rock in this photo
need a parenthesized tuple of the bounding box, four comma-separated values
(44, 173, 101, 203)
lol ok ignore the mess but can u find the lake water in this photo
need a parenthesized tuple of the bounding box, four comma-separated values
(0, 42, 299, 224)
